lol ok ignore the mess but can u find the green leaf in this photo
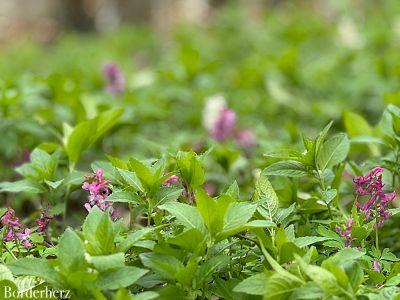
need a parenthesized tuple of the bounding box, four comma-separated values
(82, 207, 115, 255)
(275, 204, 296, 224)
(107, 189, 136, 203)
(195, 190, 233, 237)
(176, 151, 205, 187)
(225, 181, 239, 198)
(117, 169, 144, 193)
(315, 121, 333, 161)
(89, 253, 125, 271)
(321, 189, 337, 205)
(58, 228, 87, 273)
(128, 158, 155, 192)
(294, 236, 332, 248)
(218, 202, 257, 239)
(195, 255, 230, 287)
(291, 282, 325, 300)
(158, 202, 205, 232)
(65, 108, 123, 166)
(233, 273, 268, 295)
(167, 228, 206, 253)
(0, 265, 13, 282)
(131, 291, 159, 300)
(264, 273, 301, 300)
(117, 227, 155, 253)
(140, 253, 183, 280)
(317, 134, 350, 170)
(295, 255, 344, 297)
(325, 248, 365, 266)
(0, 180, 41, 194)
(344, 111, 372, 137)
(96, 266, 148, 290)
(253, 174, 279, 221)
(264, 161, 309, 177)
(258, 240, 303, 284)
(8, 258, 62, 288)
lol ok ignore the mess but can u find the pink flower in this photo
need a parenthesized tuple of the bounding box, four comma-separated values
(82, 169, 113, 214)
(336, 218, 354, 247)
(162, 175, 180, 186)
(211, 108, 236, 142)
(0, 208, 32, 249)
(1, 208, 22, 242)
(102, 62, 125, 95)
(235, 129, 256, 148)
(15, 228, 32, 248)
(35, 204, 53, 234)
(353, 167, 396, 226)
(373, 259, 380, 271)
(1, 208, 22, 229)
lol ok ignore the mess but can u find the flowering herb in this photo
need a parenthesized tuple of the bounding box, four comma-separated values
(102, 62, 125, 95)
(373, 259, 380, 272)
(354, 167, 396, 226)
(235, 129, 256, 148)
(0, 208, 32, 249)
(162, 175, 180, 186)
(336, 218, 354, 247)
(35, 204, 54, 234)
(211, 107, 236, 142)
(82, 169, 113, 213)
(15, 228, 32, 248)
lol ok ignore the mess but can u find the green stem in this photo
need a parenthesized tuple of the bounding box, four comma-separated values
(3, 243, 17, 261)
(63, 184, 72, 227)
(317, 171, 333, 219)
(375, 204, 380, 251)
(147, 202, 152, 227)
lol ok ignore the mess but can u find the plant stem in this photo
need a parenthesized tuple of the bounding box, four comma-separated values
(4, 243, 17, 260)
(375, 204, 380, 251)
(147, 203, 152, 227)
(318, 171, 333, 219)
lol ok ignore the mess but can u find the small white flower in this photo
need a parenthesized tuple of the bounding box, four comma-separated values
(202, 94, 227, 132)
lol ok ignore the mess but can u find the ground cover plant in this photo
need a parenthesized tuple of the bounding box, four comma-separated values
(3, 1, 400, 299)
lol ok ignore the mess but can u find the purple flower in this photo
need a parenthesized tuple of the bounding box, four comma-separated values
(82, 169, 113, 214)
(353, 167, 396, 226)
(0, 208, 32, 248)
(1, 208, 22, 242)
(162, 175, 180, 186)
(336, 218, 353, 247)
(35, 204, 54, 234)
(15, 228, 32, 248)
(102, 62, 125, 95)
(235, 129, 256, 148)
(373, 259, 380, 271)
(211, 107, 236, 142)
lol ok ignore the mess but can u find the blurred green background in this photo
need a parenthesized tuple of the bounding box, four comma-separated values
(1, 0, 400, 182)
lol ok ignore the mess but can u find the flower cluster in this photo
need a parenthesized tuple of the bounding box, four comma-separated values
(235, 129, 256, 148)
(202, 95, 256, 147)
(162, 175, 180, 186)
(35, 204, 54, 234)
(336, 218, 353, 247)
(353, 167, 396, 226)
(212, 107, 236, 142)
(102, 62, 125, 95)
(373, 259, 380, 271)
(82, 169, 113, 213)
(0, 208, 31, 248)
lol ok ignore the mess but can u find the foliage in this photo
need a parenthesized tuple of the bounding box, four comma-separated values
(2, 1, 400, 299)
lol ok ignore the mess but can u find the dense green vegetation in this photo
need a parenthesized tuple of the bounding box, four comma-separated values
(2, 2, 400, 299)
